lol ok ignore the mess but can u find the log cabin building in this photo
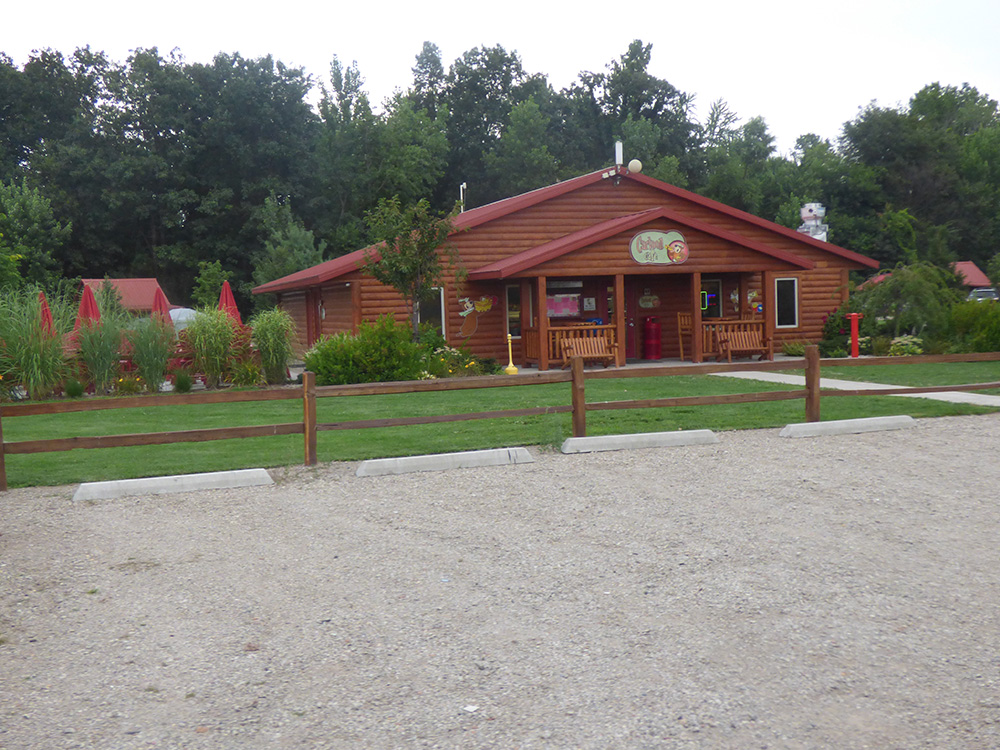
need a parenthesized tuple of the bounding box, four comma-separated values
(253, 166, 878, 369)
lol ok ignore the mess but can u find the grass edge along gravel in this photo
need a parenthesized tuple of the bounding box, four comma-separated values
(3, 370, 999, 488)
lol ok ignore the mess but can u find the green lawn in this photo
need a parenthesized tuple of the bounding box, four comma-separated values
(2, 365, 998, 488)
(818, 361, 1000, 391)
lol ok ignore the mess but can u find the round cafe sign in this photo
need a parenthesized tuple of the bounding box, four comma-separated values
(629, 230, 689, 265)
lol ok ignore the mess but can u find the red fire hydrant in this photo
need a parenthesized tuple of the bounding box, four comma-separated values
(846, 313, 864, 358)
(643, 316, 662, 359)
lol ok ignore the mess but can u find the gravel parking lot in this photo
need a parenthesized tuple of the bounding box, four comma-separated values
(2, 414, 1000, 749)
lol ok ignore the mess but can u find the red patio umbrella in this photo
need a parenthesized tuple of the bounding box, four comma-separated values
(74, 283, 101, 332)
(152, 286, 173, 327)
(37, 291, 55, 336)
(217, 280, 242, 326)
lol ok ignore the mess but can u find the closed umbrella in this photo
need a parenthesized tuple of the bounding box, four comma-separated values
(74, 283, 101, 332)
(152, 286, 173, 326)
(217, 280, 242, 325)
(38, 291, 55, 336)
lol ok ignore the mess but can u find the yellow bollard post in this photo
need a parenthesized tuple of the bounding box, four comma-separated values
(504, 333, 519, 375)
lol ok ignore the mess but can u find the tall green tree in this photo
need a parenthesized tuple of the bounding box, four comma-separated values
(441, 45, 529, 206)
(313, 58, 448, 256)
(484, 97, 559, 196)
(0, 179, 72, 289)
(251, 195, 326, 310)
(409, 42, 446, 119)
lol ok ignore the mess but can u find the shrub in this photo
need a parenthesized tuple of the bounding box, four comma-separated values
(115, 374, 144, 395)
(127, 318, 175, 392)
(0, 288, 70, 400)
(304, 314, 424, 385)
(183, 308, 236, 388)
(229, 357, 264, 387)
(422, 344, 495, 377)
(173, 372, 193, 394)
(77, 314, 126, 393)
(950, 300, 1000, 352)
(64, 378, 85, 398)
(250, 308, 297, 384)
(888, 334, 924, 356)
(780, 341, 808, 357)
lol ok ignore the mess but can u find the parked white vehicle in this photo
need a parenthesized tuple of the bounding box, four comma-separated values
(968, 287, 999, 302)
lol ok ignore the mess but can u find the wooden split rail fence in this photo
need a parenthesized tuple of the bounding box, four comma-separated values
(3, 347, 1000, 491)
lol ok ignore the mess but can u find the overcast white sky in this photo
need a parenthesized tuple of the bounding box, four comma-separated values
(5, 0, 999, 156)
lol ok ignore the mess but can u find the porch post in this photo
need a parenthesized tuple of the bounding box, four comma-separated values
(762, 271, 775, 348)
(738, 274, 749, 318)
(537, 275, 549, 371)
(519, 278, 531, 366)
(691, 272, 703, 363)
(614, 274, 625, 366)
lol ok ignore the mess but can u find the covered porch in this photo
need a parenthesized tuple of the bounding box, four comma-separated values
(513, 271, 779, 371)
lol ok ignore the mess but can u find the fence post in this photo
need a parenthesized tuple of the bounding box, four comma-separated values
(0, 406, 7, 492)
(571, 356, 586, 437)
(303, 371, 317, 466)
(805, 345, 821, 422)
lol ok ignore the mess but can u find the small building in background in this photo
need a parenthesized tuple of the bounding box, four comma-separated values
(952, 261, 998, 301)
(81, 278, 175, 315)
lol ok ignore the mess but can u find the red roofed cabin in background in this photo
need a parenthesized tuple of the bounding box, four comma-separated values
(952, 261, 999, 302)
(254, 167, 879, 370)
(81, 278, 175, 315)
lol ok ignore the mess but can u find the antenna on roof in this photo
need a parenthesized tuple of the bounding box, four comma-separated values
(459, 182, 467, 212)
(615, 141, 623, 167)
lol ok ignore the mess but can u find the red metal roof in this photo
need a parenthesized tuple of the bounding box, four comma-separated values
(952, 261, 992, 287)
(253, 166, 877, 295)
(469, 206, 813, 280)
(81, 278, 175, 312)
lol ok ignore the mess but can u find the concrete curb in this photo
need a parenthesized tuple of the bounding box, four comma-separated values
(73, 468, 274, 501)
(356, 447, 535, 477)
(779, 415, 917, 439)
(561, 429, 719, 454)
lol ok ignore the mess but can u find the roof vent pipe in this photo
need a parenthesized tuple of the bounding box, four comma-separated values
(615, 141, 623, 167)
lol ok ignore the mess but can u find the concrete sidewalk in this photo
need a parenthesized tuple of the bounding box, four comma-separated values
(712, 370, 1000, 407)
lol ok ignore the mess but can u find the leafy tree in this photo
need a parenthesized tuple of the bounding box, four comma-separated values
(852, 262, 964, 341)
(441, 45, 529, 206)
(0, 230, 20, 289)
(0, 179, 72, 289)
(409, 42, 445, 119)
(95, 277, 128, 319)
(361, 197, 460, 340)
(252, 195, 326, 310)
(699, 116, 778, 214)
(986, 253, 1000, 289)
(484, 97, 559, 196)
(191, 260, 232, 308)
(312, 60, 448, 256)
(840, 84, 1000, 268)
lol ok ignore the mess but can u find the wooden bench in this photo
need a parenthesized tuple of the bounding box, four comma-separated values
(717, 327, 773, 363)
(561, 335, 617, 368)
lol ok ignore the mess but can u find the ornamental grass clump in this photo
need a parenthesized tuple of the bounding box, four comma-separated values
(250, 307, 297, 385)
(0, 288, 70, 400)
(76, 312, 127, 394)
(126, 318, 175, 392)
(228, 325, 263, 387)
(182, 308, 236, 389)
